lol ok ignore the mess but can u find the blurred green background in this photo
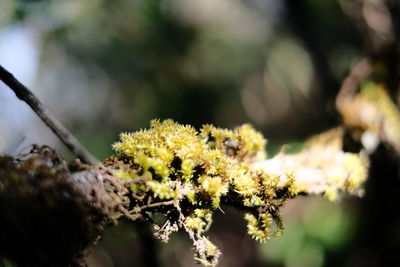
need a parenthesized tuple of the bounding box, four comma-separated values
(0, 0, 386, 267)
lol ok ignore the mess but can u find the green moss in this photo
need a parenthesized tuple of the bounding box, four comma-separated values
(244, 212, 277, 242)
(359, 82, 400, 152)
(114, 170, 138, 180)
(110, 119, 297, 266)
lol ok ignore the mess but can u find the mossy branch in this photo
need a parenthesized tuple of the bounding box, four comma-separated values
(1, 62, 386, 267)
(0, 120, 369, 267)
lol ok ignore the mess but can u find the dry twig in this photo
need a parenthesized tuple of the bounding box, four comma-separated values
(0, 65, 98, 165)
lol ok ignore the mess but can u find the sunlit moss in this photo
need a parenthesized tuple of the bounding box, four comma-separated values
(343, 153, 368, 191)
(194, 236, 220, 267)
(324, 187, 338, 202)
(114, 170, 138, 180)
(185, 216, 206, 232)
(244, 212, 278, 242)
(198, 175, 229, 208)
(112, 121, 273, 211)
(147, 181, 178, 200)
(181, 158, 195, 181)
(236, 124, 267, 158)
(110, 120, 306, 265)
(230, 164, 258, 196)
(185, 208, 213, 233)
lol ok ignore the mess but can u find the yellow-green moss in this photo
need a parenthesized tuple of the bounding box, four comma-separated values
(360, 82, 400, 152)
(111, 119, 297, 265)
(112, 120, 274, 208)
(244, 212, 278, 242)
(107, 119, 370, 266)
(343, 153, 368, 191)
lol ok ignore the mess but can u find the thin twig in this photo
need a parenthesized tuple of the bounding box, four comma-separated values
(0, 64, 99, 165)
(136, 200, 176, 212)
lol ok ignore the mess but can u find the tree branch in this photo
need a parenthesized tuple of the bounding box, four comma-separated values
(0, 65, 99, 165)
(0, 118, 370, 266)
(336, 58, 373, 103)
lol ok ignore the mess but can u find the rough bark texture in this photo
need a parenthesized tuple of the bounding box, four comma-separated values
(0, 147, 119, 266)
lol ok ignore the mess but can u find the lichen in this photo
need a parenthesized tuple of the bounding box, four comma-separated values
(253, 127, 368, 202)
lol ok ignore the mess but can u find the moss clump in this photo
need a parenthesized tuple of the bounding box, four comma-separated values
(110, 120, 297, 266)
